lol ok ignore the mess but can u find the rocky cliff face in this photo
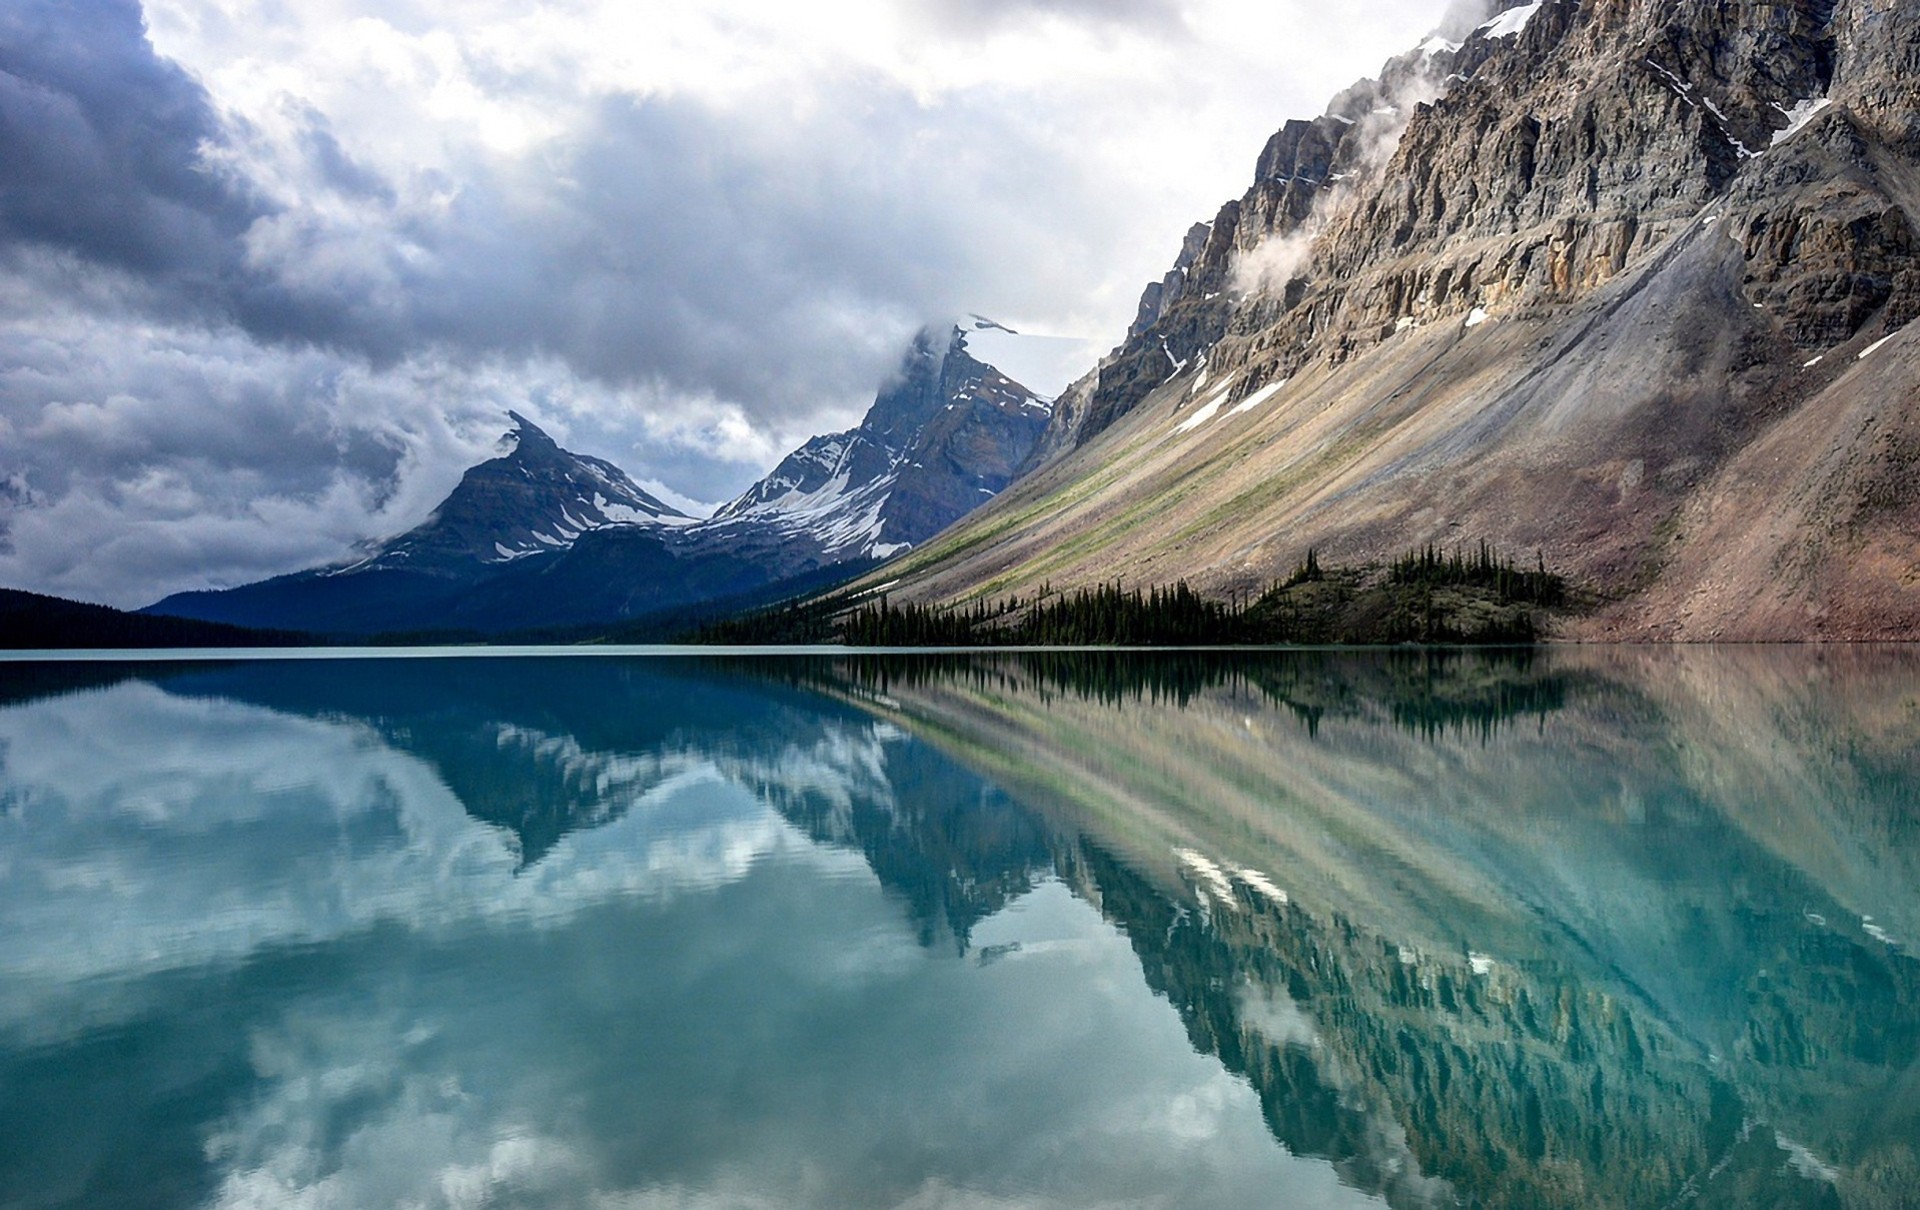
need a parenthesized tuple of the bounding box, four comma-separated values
(878, 0, 1920, 640)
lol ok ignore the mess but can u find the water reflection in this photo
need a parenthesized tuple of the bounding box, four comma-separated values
(799, 647, 1920, 1209)
(0, 647, 1915, 1208)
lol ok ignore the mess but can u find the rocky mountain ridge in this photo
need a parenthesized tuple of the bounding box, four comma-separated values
(871, 0, 1920, 640)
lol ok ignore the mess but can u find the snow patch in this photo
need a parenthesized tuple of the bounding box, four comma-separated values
(1699, 95, 1758, 157)
(1418, 34, 1463, 56)
(1160, 337, 1189, 381)
(1645, 60, 1695, 107)
(1858, 334, 1895, 361)
(1175, 848, 1239, 910)
(1465, 307, 1492, 327)
(1468, 952, 1496, 976)
(1775, 1135, 1840, 1185)
(1228, 380, 1286, 416)
(595, 497, 663, 526)
(1230, 865, 1289, 906)
(1802, 356, 1824, 368)
(1771, 97, 1832, 147)
(1175, 388, 1231, 434)
(1477, 2, 1542, 39)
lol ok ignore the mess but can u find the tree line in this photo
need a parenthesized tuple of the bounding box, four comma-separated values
(697, 542, 1568, 647)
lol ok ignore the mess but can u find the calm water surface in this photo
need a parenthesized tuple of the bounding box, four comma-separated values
(0, 647, 1915, 1209)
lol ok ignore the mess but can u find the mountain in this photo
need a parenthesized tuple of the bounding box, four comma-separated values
(143, 411, 700, 635)
(698, 322, 1052, 569)
(350, 410, 694, 574)
(855, 0, 1920, 641)
(143, 326, 1049, 637)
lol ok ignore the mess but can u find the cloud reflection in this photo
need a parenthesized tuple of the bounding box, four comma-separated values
(0, 680, 810, 1036)
(0, 668, 1372, 1209)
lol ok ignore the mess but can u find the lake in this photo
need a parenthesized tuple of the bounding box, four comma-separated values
(0, 646, 1915, 1208)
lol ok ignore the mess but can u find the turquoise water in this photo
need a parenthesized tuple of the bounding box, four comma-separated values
(0, 648, 1915, 1208)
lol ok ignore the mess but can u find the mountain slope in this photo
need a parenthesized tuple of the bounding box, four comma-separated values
(145, 412, 696, 635)
(857, 0, 1920, 640)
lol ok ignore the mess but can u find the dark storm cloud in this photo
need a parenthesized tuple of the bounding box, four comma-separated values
(404, 89, 999, 411)
(202, 81, 1099, 426)
(0, 0, 265, 304)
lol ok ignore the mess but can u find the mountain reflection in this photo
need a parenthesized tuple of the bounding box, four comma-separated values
(0, 646, 1915, 1208)
(804, 646, 1920, 1210)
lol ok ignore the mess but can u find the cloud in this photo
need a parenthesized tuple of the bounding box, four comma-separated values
(904, 0, 1188, 37)
(1230, 22, 1465, 302)
(0, 0, 1166, 403)
(0, 0, 265, 299)
(1232, 227, 1319, 298)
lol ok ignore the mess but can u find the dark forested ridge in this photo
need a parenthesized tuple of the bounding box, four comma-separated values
(0, 588, 315, 649)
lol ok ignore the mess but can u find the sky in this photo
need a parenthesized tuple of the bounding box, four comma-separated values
(1, 0, 1461, 607)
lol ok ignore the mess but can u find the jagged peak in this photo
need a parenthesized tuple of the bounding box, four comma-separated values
(502, 410, 561, 458)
